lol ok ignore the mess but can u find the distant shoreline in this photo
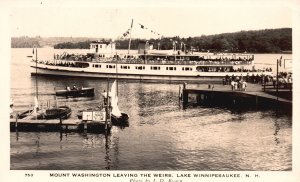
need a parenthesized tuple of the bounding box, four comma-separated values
(11, 28, 292, 54)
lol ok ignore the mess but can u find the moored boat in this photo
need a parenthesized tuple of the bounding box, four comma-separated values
(16, 98, 72, 120)
(38, 106, 72, 119)
(77, 80, 129, 127)
(55, 86, 94, 97)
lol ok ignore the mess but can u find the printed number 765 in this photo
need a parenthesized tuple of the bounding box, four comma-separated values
(25, 174, 33, 177)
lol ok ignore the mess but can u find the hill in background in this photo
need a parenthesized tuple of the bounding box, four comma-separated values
(11, 28, 292, 53)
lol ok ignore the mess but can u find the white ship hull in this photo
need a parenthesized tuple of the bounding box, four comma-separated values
(31, 61, 273, 82)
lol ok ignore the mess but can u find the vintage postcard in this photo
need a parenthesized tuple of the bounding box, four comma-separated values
(0, 0, 299, 181)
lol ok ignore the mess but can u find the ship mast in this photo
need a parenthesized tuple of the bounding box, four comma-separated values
(35, 46, 38, 99)
(127, 19, 133, 55)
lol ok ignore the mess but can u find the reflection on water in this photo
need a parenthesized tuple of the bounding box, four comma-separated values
(10, 48, 292, 170)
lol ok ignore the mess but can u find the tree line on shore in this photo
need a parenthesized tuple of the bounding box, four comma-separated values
(12, 28, 292, 53)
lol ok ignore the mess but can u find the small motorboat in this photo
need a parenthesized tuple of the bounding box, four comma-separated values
(17, 106, 72, 120)
(55, 86, 94, 97)
(16, 97, 72, 120)
(38, 106, 72, 119)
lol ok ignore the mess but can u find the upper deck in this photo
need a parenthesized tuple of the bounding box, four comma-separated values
(51, 52, 255, 66)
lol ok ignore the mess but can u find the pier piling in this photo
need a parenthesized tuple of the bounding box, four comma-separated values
(84, 121, 87, 131)
(59, 117, 63, 130)
(182, 83, 189, 108)
(15, 115, 18, 129)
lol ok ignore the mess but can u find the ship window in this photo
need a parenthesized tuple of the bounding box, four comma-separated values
(121, 65, 130, 69)
(167, 67, 176, 71)
(106, 65, 115, 69)
(135, 66, 145, 70)
(95, 64, 101, 68)
(151, 66, 160, 70)
(182, 67, 192, 71)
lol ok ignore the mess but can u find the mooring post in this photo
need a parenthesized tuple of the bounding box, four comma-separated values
(211, 85, 214, 99)
(179, 85, 182, 101)
(255, 94, 258, 107)
(59, 117, 63, 130)
(60, 131, 63, 141)
(196, 94, 200, 104)
(84, 121, 87, 131)
(182, 83, 188, 108)
(15, 113, 18, 129)
(105, 78, 110, 131)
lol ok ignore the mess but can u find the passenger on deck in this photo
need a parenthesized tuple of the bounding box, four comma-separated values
(72, 85, 77, 90)
(241, 80, 247, 91)
(231, 81, 235, 91)
(234, 82, 238, 91)
(66, 86, 71, 91)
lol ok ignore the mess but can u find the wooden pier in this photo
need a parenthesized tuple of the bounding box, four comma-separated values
(180, 83, 292, 111)
(10, 117, 112, 133)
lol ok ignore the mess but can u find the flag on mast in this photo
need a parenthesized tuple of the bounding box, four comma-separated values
(130, 19, 133, 28)
(279, 56, 282, 67)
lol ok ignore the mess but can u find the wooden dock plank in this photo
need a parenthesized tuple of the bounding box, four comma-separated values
(184, 83, 291, 103)
(9, 118, 108, 125)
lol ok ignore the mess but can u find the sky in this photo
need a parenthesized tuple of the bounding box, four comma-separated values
(8, 0, 294, 39)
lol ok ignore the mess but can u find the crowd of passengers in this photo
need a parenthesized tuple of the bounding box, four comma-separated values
(197, 67, 272, 73)
(223, 72, 293, 89)
(52, 53, 254, 64)
(197, 55, 254, 61)
(38, 59, 274, 74)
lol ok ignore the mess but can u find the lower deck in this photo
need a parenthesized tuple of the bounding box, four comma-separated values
(31, 61, 273, 82)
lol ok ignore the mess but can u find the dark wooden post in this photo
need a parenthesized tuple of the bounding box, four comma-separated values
(84, 121, 87, 131)
(255, 94, 258, 108)
(182, 83, 188, 108)
(105, 78, 109, 131)
(15, 115, 18, 129)
(59, 117, 63, 131)
(276, 59, 279, 101)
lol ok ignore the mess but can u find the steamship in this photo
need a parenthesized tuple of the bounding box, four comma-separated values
(30, 41, 273, 81)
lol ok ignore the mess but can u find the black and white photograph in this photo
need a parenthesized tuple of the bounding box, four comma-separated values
(1, 0, 300, 181)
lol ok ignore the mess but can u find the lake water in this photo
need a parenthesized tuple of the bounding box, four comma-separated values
(10, 48, 292, 170)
